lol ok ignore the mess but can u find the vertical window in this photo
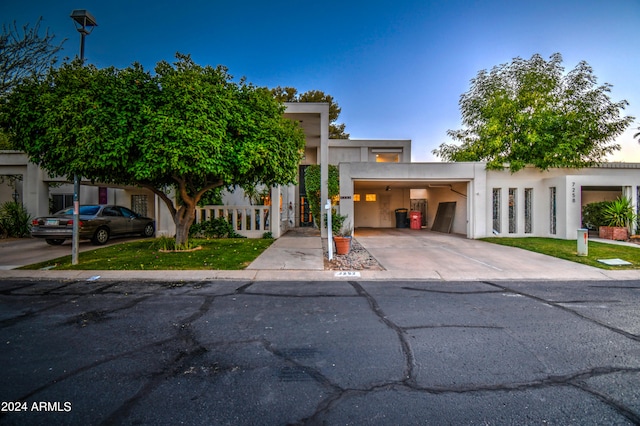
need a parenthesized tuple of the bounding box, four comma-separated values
(550, 187, 557, 235)
(637, 186, 640, 232)
(508, 188, 517, 233)
(492, 188, 501, 234)
(131, 194, 148, 217)
(524, 188, 533, 234)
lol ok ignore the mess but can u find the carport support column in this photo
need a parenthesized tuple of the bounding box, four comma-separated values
(271, 185, 281, 238)
(23, 163, 49, 218)
(319, 105, 329, 238)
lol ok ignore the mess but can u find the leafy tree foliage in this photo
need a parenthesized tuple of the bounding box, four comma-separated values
(272, 86, 349, 139)
(303, 164, 340, 227)
(1, 54, 305, 247)
(433, 53, 634, 171)
(1, 18, 64, 97)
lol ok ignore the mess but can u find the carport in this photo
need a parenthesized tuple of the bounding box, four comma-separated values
(338, 162, 487, 239)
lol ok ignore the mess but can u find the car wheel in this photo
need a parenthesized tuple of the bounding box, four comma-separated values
(45, 239, 65, 246)
(92, 227, 110, 245)
(142, 223, 155, 238)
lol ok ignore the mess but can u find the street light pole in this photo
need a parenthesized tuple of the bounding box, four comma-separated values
(70, 10, 97, 265)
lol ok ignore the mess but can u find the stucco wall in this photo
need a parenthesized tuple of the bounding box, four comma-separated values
(485, 166, 640, 239)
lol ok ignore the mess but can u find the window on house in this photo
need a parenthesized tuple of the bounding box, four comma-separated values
(637, 186, 640, 233)
(550, 187, 557, 235)
(51, 194, 73, 213)
(353, 194, 361, 202)
(365, 194, 377, 202)
(375, 153, 399, 163)
(131, 195, 148, 217)
(524, 188, 533, 234)
(492, 188, 501, 234)
(508, 188, 517, 233)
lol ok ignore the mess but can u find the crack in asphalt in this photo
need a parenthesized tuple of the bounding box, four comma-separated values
(482, 281, 640, 342)
(101, 295, 216, 425)
(348, 281, 416, 385)
(295, 280, 640, 424)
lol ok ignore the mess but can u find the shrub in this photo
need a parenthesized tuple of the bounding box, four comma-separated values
(0, 201, 31, 238)
(582, 201, 609, 230)
(303, 164, 340, 226)
(189, 217, 246, 239)
(603, 196, 636, 228)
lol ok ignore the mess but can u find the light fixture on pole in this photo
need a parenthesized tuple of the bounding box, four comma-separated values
(70, 9, 97, 265)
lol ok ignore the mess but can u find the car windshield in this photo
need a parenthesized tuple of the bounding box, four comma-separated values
(57, 205, 101, 216)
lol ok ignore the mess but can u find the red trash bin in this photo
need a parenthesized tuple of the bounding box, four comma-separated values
(409, 211, 422, 230)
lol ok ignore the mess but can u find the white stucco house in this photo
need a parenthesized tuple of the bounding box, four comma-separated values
(1, 101, 639, 243)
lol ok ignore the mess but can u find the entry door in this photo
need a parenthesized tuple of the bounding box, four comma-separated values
(299, 165, 313, 227)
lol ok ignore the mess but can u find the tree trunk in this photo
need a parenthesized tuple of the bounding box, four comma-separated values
(174, 205, 196, 247)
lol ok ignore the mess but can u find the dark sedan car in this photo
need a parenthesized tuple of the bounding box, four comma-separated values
(31, 205, 155, 246)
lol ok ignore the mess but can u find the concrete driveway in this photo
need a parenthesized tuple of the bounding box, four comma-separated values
(353, 228, 634, 281)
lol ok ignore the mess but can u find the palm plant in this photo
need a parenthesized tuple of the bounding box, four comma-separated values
(603, 196, 636, 228)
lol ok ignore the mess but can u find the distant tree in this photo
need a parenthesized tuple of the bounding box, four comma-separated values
(634, 126, 640, 143)
(433, 53, 634, 171)
(0, 18, 64, 97)
(272, 86, 349, 139)
(1, 54, 306, 248)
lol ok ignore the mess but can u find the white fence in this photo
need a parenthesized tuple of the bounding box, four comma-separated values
(195, 205, 270, 238)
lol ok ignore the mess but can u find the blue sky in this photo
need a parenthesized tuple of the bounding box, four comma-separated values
(2, 0, 639, 162)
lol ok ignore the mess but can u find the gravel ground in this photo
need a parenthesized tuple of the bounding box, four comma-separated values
(324, 238, 384, 271)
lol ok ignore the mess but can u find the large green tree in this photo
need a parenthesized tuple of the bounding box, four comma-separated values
(433, 53, 634, 171)
(271, 86, 349, 139)
(0, 54, 305, 247)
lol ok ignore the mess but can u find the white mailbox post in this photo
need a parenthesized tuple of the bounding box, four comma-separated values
(325, 199, 333, 260)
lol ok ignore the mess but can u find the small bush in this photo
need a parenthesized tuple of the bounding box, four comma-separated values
(149, 235, 178, 251)
(189, 217, 245, 239)
(262, 232, 273, 239)
(582, 201, 609, 230)
(0, 201, 32, 238)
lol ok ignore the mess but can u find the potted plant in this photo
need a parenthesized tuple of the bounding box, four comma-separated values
(600, 196, 636, 241)
(331, 212, 352, 255)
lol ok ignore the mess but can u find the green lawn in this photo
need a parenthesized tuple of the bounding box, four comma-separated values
(20, 238, 273, 271)
(481, 237, 640, 270)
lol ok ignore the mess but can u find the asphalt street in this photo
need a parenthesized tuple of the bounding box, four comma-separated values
(0, 278, 639, 425)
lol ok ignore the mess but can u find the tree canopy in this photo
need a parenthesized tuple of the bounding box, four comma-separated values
(432, 53, 634, 172)
(271, 86, 349, 139)
(0, 53, 306, 246)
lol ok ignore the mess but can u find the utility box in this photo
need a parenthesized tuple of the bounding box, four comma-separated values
(410, 211, 422, 230)
(577, 229, 588, 256)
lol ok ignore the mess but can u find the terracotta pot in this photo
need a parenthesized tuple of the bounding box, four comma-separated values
(333, 236, 352, 255)
(599, 226, 628, 241)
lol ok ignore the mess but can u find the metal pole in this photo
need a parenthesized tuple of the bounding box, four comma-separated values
(71, 32, 86, 266)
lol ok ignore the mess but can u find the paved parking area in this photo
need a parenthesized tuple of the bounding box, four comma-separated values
(0, 278, 639, 424)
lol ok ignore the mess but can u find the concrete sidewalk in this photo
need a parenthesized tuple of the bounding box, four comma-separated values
(1, 228, 640, 281)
